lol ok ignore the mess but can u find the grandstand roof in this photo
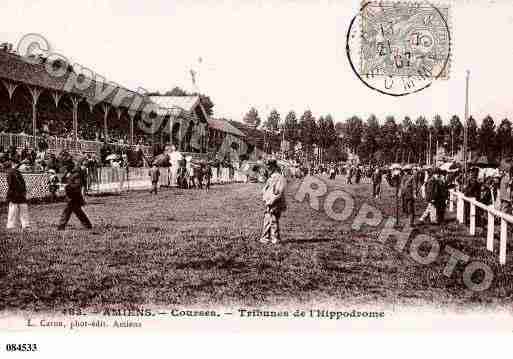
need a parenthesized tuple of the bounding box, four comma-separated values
(0, 50, 155, 113)
(149, 96, 200, 112)
(207, 118, 246, 137)
(229, 121, 265, 147)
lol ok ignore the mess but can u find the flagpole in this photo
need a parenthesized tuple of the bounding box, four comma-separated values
(463, 70, 470, 180)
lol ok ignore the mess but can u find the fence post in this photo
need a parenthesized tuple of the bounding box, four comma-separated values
(457, 193, 463, 224)
(487, 210, 494, 252)
(470, 202, 476, 235)
(500, 218, 507, 265)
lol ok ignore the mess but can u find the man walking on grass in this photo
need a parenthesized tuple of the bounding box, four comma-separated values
(260, 158, 287, 245)
(372, 167, 382, 199)
(57, 164, 92, 231)
(149, 163, 160, 194)
(399, 166, 416, 226)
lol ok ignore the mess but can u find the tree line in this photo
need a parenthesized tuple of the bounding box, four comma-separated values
(242, 107, 345, 162)
(341, 114, 512, 165)
(242, 107, 513, 165)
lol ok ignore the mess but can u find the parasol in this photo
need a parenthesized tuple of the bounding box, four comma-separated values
(469, 156, 499, 169)
(152, 153, 170, 167)
(106, 154, 119, 161)
(439, 161, 460, 172)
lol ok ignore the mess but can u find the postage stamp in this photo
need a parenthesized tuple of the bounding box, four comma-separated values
(346, 1, 451, 96)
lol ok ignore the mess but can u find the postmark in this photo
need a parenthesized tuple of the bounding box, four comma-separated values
(346, 1, 451, 96)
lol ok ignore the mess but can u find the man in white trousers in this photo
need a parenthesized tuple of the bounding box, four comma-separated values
(168, 145, 183, 186)
(6, 160, 30, 230)
(418, 169, 437, 224)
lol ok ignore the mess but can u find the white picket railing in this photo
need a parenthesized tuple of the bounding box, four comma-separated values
(449, 190, 512, 265)
(0, 132, 153, 156)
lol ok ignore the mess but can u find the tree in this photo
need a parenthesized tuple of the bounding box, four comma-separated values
(381, 115, 398, 162)
(334, 121, 345, 136)
(467, 116, 478, 152)
(299, 110, 317, 160)
(446, 115, 463, 157)
(314, 115, 337, 163)
(344, 116, 363, 154)
(478, 115, 496, 161)
(155, 86, 214, 116)
(323, 114, 337, 150)
(316, 116, 326, 161)
(496, 118, 512, 161)
(400, 116, 415, 163)
(165, 87, 188, 96)
(414, 116, 429, 164)
(243, 107, 261, 128)
(283, 111, 299, 144)
(432, 114, 444, 149)
(196, 94, 214, 116)
(263, 109, 281, 132)
(360, 114, 380, 163)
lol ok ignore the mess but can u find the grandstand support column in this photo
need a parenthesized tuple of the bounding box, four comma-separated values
(116, 107, 123, 143)
(51, 92, 62, 107)
(2, 81, 19, 100)
(102, 103, 110, 142)
(27, 86, 42, 147)
(71, 97, 79, 145)
(128, 111, 135, 147)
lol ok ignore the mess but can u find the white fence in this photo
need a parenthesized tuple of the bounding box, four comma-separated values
(152, 167, 246, 188)
(0, 166, 248, 202)
(0, 133, 152, 156)
(449, 190, 511, 265)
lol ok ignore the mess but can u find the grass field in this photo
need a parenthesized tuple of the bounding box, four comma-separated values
(1, 176, 513, 312)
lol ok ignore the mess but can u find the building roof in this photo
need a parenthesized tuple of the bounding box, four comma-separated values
(0, 50, 155, 113)
(207, 118, 246, 137)
(0, 50, 67, 92)
(149, 96, 200, 112)
(229, 120, 266, 147)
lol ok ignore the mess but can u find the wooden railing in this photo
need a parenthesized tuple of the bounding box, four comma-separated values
(0, 166, 248, 202)
(0, 132, 152, 156)
(448, 190, 511, 265)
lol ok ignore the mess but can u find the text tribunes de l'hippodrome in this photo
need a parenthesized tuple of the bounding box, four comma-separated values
(70, 308, 385, 319)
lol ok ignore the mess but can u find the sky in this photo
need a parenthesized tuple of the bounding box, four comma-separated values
(1, 0, 513, 125)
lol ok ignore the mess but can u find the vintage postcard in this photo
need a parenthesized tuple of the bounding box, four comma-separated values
(1, 0, 513, 356)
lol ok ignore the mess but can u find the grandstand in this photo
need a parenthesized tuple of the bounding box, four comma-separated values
(0, 48, 207, 157)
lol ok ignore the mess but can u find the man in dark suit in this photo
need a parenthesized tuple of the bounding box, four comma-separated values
(434, 169, 449, 226)
(399, 167, 416, 226)
(57, 164, 92, 230)
(463, 167, 481, 225)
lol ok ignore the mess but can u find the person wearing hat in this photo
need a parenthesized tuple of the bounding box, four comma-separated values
(57, 164, 92, 230)
(17, 158, 32, 173)
(433, 169, 449, 226)
(463, 167, 481, 225)
(419, 169, 436, 224)
(47, 169, 60, 203)
(399, 167, 416, 226)
(168, 145, 183, 186)
(372, 167, 382, 199)
(148, 162, 160, 194)
(260, 158, 287, 244)
(5, 160, 30, 230)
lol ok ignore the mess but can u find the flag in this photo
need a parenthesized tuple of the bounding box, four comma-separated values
(190, 69, 196, 86)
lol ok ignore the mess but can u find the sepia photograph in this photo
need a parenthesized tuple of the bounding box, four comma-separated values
(1, 1, 513, 351)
